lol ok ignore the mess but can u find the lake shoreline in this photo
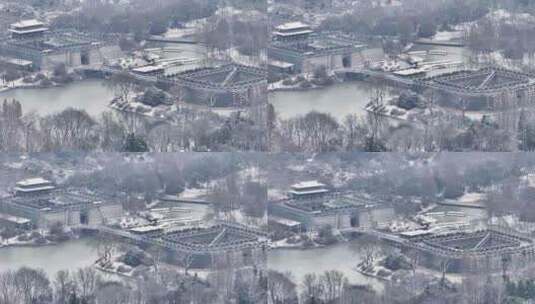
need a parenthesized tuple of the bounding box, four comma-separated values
(0, 80, 64, 94)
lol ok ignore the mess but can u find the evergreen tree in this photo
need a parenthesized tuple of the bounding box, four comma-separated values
(122, 133, 149, 152)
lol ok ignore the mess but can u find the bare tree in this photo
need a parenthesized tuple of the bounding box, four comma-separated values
(0, 271, 17, 304)
(54, 270, 73, 304)
(75, 267, 100, 302)
(439, 258, 452, 286)
(13, 267, 52, 304)
(95, 283, 132, 304)
(106, 72, 139, 102)
(301, 273, 324, 303)
(320, 270, 348, 303)
(357, 235, 382, 271)
(365, 88, 387, 151)
(267, 270, 298, 304)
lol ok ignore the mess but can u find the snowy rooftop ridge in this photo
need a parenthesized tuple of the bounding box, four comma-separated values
(275, 21, 311, 31)
(291, 180, 326, 190)
(16, 177, 53, 187)
(10, 19, 45, 29)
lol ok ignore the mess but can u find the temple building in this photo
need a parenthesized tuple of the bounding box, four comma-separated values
(13, 177, 55, 196)
(288, 180, 330, 199)
(270, 181, 395, 231)
(0, 178, 123, 229)
(273, 22, 313, 42)
(8, 19, 48, 40)
(269, 22, 370, 74)
(0, 20, 123, 71)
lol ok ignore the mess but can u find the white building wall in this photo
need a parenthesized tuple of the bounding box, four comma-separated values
(302, 52, 360, 74)
(338, 214, 352, 229)
(67, 210, 81, 226)
(39, 211, 67, 229)
(101, 204, 123, 219)
(372, 207, 395, 226)
(351, 52, 365, 68)
(312, 214, 337, 228)
(88, 49, 102, 66)
(331, 54, 344, 70)
(88, 204, 123, 225)
(88, 208, 102, 225)
(70, 51, 82, 67)
(359, 211, 373, 228)
(41, 51, 82, 71)
(97, 45, 124, 64)
(303, 55, 332, 74)
(312, 213, 352, 230)
(41, 53, 66, 71)
(358, 207, 395, 228)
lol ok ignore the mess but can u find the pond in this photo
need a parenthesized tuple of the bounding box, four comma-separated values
(0, 79, 114, 117)
(269, 45, 474, 121)
(268, 242, 384, 292)
(269, 82, 392, 121)
(0, 237, 99, 277)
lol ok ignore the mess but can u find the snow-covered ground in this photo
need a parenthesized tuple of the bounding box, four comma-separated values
(444, 192, 486, 207)
(431, 31, 464, 42)
(179, 187, 209, 200)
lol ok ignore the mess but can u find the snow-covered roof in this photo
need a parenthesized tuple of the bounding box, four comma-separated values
(0, 212, 31, 225)
(131, 65, 165, 74)
(269, 216, 301, 227)
(16, 177, 52, 187)
(9, 27, 49, 35)
(288, 189, 330, 196)
(393, 68, 426, 76)
(274, 29, 314, 37)
(291, 180, 326, 190)
(400, 229, 432, 237)
(130, 225, 164, 233)
(14, 185, 56, 193)
(10, 19, 45, 29)
(275, 21, 311, 31)
(2, 57, 33, 67)
(268, 59, 294, 69)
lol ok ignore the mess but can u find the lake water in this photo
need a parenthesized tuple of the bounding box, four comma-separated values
(269, 82, 390, 121)
(268, 242, 384, 291)
(0, 238, 99, 277)
(0, 79, 114, 117)
(269, 45, 474, 121)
